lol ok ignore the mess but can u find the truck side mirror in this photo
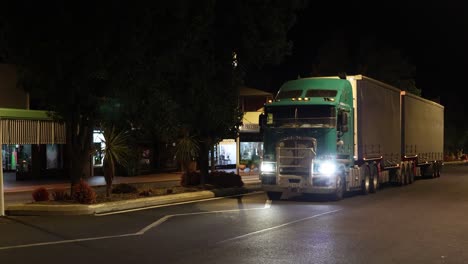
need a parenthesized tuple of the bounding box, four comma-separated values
(340, 112, 349, 132)
(342, 112, 348, 126)
(259, 113, 266, 134)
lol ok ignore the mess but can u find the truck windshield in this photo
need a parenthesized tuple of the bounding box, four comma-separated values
(276, 90, 303, 99)
(305, 89, 337, 97)
(265, 105, 336, 128)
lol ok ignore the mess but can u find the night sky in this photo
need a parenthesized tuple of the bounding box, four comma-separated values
(267, 1, 467, 111)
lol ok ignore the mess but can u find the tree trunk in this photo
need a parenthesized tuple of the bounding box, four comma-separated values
(103, 158, 115, 197)
(210, 144, 216, 172)
(198, 139, 210, 187)
(66, 114, 94, 195)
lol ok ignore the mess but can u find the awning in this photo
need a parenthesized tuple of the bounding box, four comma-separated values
(0, 108, 66, 144)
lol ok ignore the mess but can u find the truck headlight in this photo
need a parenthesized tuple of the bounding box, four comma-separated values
(318, 161, 336, 176)
(261, 162, 276, 173)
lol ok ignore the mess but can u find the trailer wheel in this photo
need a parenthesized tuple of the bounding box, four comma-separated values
(420, 165, 427, 177)
(400, 164, 408, 186)
(408, 163, 415, 184)
(431, 162, 437, 178)
(398, 165, 403, 186)
(361, 166, 370, 195)
(420, 164, 433, 178)
(391, 168, 400, 185)
(370, 163, 379, 193)
(267, 191, 282, 200)
(436, 161, 442, 177)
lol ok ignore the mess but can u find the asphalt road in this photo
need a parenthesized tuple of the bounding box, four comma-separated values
(1, 164, 467, 264)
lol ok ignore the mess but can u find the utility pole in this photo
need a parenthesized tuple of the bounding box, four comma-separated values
(0, 126, 4, 216)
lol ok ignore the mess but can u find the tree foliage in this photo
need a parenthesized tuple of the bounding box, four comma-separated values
(0, 2, 117, 184)
(0, 2, 181, 184)
(0, 1, 307, 187)
(163, 0, 307, 183)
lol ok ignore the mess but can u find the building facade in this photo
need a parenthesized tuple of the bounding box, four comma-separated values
(215, 86, 273, 171)
(0, 64, 66, 181)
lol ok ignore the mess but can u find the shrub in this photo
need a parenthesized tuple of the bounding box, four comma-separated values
(32, 187, 50, 202)
(52, 188, 70, 201)
(139, 189, 153, 197)
(72, 179, 97, 204)
(112, 183, 138, 194)
(208, 171, 244, 188)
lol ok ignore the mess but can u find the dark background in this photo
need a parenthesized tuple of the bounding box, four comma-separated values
(247, 1, 467, 153)
(254, 2, 467, 101)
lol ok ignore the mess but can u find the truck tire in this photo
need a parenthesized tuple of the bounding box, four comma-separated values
(420, 165, 427, 177)
(420, 164, 432, 178)
(431, 162, 437, 178)
(361, 166, 370, 195)
(333, 175, 345, 201)
(401, 164, 408, 185)
(436, 161, 442, 177)
(267, 191, 282, 200)
(390, 168, 400, 185)
(370, 163, 379, 193)
(408, 163, 415, 184)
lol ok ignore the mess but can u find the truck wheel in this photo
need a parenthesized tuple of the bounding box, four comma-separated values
(431, 163, 437, 178)
(408, 163, 415, 184)
(421, 164, 434, 178)
(370, 163, 379, 193)
(391, 168, 400, 185)
(333, 176, 345, 201)
(267, 191, 282, 200)
(398, 164, 406, 186)
(361, 167, 370, 195)
(402, 164, 408, 185)
(436, 161, 441, 177)
(420, 165, 427, 177)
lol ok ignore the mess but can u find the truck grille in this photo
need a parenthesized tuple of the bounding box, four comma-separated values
(276, 137, 316, 177)
(261, 176, 277, 185)
(312, 177, 331, 187)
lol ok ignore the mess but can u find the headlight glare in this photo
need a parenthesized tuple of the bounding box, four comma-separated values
(318, 161, 336, 176)
(261, 162, 276, 173)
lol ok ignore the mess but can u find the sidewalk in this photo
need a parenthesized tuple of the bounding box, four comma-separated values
(4, 169, 260, 193)
(3, 169, 261, 216)
(3, 171, 183, 193)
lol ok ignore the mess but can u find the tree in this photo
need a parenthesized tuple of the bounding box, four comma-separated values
(164, 0, 307, 185)
(0, 2, 183, 187)
(0, 2, 118, 186)
(175, 131, 200, 186)
(0, 1, 307, 189)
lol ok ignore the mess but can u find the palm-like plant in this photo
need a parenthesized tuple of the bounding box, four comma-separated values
(175, 133, 200, 173)
(101, 125, 131, 197)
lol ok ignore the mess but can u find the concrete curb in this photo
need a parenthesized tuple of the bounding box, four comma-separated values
(5, 184, 261, 216)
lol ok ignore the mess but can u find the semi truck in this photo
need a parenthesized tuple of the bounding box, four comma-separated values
(258, 74, 444, 200)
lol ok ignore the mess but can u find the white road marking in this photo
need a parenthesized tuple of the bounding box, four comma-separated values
(136, 202, 272, 234)
(217, 209, 343, 244)
(0, 197, 271, 250)
(0, 233, 138, 250)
